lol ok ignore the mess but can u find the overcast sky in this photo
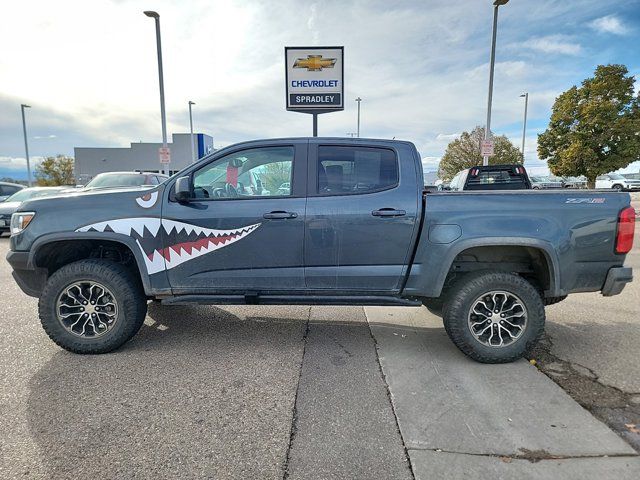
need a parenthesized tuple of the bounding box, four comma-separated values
(1, 0, 639, 179)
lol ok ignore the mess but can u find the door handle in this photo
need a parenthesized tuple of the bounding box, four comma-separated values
(263, 211, 298, 219)
(372, 208, 406, 217)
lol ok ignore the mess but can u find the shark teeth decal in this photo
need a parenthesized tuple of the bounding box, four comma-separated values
(76, 217, 261, 274)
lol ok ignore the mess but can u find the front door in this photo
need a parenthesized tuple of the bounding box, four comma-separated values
(163, 141, 307, 293)
(304, 141, 420, 292)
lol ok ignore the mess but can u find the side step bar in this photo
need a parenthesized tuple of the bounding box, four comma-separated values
(161, 295, 422, 307)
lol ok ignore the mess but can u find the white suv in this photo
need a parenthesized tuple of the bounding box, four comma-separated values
(595, 173, 640, 191)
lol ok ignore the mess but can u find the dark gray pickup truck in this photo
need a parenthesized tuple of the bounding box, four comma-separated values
(6, 138, 635, 362)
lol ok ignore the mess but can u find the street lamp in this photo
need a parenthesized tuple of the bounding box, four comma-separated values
(483, 0, 510, 166)
(20, 104, 32, 186)
(188, 100, 196, 163)
(355, 97, 362, 138)
(144, 10, 169, 175)
(520, 92, 529, 159)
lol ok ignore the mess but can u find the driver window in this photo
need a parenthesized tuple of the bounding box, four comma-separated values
(193, 146, 294, 199)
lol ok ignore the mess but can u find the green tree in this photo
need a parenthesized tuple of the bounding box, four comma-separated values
(437, 126, 523, 181)
(538, 64, 640, 187)
(258, 162, 291, 194)
(35, 155, 75, 186)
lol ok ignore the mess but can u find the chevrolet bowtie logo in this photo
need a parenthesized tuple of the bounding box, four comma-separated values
(293, 55, 337, 71)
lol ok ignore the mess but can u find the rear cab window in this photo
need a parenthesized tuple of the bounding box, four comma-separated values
(464, 166, 530, 190)
(316, 145, 398, 195)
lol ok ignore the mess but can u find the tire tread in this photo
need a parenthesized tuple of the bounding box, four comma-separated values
(442, 271, 545, 364)
(38, 259, 147, 354)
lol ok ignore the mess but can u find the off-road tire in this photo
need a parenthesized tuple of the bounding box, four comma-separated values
(39, 259, 147, 354)
(442, 271, 545, 363)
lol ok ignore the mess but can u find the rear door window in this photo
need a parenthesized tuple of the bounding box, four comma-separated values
(316, 146, 398, 195)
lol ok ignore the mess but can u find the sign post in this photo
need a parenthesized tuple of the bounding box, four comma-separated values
(481, 140, 494, 158)
(285, 46, 344, 136)
(158, 147, 171, 167)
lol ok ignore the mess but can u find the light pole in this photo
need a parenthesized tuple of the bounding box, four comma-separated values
(144, 10, 169, 175)
(20, 104, 32, 186)
(355, 97, 362, 137)
(483, 0, 509, 166)
(520, 92, 528, 159)
(188, 100, 196, 163)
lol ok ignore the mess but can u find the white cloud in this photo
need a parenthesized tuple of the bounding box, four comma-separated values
(0, 155, 44, 178)
(0, 0, 624, 170)
(589, 15, 630, 35)
(436, 133, 460, 142)
(524, 35, 582, 56)
(422, 156, 441, 171)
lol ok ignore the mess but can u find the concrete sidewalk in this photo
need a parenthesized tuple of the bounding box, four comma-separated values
(366, 306, 640, 480)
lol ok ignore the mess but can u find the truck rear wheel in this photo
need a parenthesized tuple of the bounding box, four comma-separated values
(38, 259, 147, 354)
(442, 271, 545, 363)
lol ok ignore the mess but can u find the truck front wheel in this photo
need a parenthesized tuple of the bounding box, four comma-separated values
(442, 271, 545, 363)
(38, 259, 147, 354)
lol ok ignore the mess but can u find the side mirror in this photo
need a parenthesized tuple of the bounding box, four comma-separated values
(174, 176, 192, 202)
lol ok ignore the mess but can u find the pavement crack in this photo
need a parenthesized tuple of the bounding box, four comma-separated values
(282, 306, 311, 480)
(365, 308, 416, 480)
(407, 447, 639, 463)
(529, 333, 640, 453)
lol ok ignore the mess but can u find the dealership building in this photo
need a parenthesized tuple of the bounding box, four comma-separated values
(73, 133, 214, 184)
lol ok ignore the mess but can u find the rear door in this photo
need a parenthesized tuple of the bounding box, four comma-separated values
(162, 140, 307, 292)
(304, 141, 420, 292)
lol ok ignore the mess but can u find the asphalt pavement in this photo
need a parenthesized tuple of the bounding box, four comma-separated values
(1, 200, 640, 479)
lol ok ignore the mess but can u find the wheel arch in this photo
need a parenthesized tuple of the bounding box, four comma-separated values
(28, 232, 155, 296)
(432, 238, 561, 298)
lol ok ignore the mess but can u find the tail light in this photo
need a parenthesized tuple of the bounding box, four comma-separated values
(615, 206, 635, 254)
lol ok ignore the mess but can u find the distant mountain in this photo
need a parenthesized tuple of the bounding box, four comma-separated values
(0, 168, 28, 182)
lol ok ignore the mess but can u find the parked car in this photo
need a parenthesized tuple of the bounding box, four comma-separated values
(595, 173, 640, 191)
(277, 182, 291, 195)
(449, 164, 531, 191)
(7, 138, 634, 364)
(435, 180, 451, 191)
(71, 172, 169, 192)
(530, 176, 564, 189)
(561, 176, 588, 189)
(0, 187, 66, 234)
(0, 181, 24, 202)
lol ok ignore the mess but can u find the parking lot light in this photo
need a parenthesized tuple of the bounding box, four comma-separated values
(520, 92, 528, 158)
(483, 0, 510, 166)
(20, 104, 32, 187)
(188, 101, 196, 163)
(143, 10, 169, 175)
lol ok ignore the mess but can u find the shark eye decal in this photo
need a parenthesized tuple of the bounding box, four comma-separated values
(136, 191, 159, 209)
(76, 217, 261, 275)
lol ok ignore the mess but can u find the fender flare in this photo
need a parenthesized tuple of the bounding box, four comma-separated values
(432, 237, 562, 297)
(28, 231, 156, 296)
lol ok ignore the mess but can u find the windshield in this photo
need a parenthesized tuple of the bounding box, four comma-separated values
(608, 173, 625, 180)
(85, 173, 146, 188)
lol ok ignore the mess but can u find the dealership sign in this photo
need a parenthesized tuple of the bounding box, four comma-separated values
(285, 46, 344, 112)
